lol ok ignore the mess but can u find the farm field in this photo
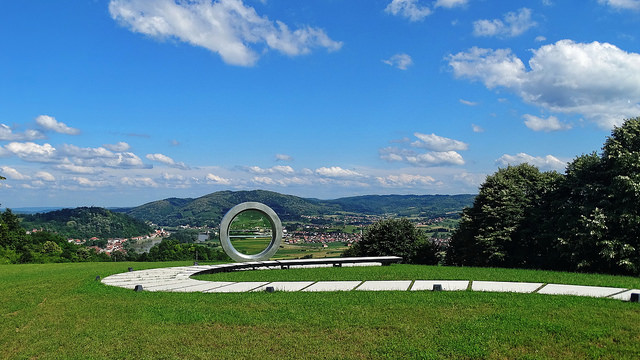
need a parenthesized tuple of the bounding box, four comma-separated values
(1, 262, 640, 359)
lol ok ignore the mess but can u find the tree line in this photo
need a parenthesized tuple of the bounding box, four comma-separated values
(348, 118, 640, 276)
(447, 117, 640, 275)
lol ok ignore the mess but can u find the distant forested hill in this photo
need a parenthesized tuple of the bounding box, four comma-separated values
(20, 207, 152, 240)
(118, 190, 475, 227)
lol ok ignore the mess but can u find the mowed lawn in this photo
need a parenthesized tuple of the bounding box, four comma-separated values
(1, 262, 640, 359)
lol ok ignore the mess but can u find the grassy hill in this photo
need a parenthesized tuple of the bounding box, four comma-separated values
(1, 262, 639, 359)
(121, 190, 475, 227)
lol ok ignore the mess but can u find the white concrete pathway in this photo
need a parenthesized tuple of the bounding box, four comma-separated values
(101, 263, 640, 302)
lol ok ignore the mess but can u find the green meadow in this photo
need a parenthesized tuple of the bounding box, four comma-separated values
(2, 262, 640, 359)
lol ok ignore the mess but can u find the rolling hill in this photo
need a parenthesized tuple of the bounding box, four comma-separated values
(119, 190, 476, 227)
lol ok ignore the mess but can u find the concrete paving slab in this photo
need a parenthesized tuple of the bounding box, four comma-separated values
(472, 281, 543, 293)
(343, 262, 382, 267)
(252, 281, 315, 292)
(204, 282, 269, 293)
(169, 282, 237, 293)
(302, 281, 362, 292)
(537, 284, 626, 298)
(411, 280, 469, 291)
(356, 280, 412, 291)
(610, 289, 640, 301)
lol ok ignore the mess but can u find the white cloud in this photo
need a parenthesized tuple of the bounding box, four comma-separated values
(73, 177, 108, 187)
(448, 40, 640, 128)
(54, 163, 100, 174)
(496, 153, 567, 171)
(120, 177, 158, 188)
(103, 142, 131, 152)
(471, 124, 484, 133)
(0, 124, 44, 141)
(376, 174, 436, 187)
(0, 166, 30, 180)
(35, 115, 80, 135)
(523, 114, 571, 132)
(412, 132, 468, 151)
(382, 53, 413, 70)
(599, 0, 640, 11)
(252, 176, 276, 185)
(459, 99, 478, 106)
(35, 171, 55, 181)
(406, 151, 465, 166)
(315, 166, 362, 178)
(145, 153, 189, 170)
(275, 153, 293, 162)
(206, 173, 232, 185)
(385, 0, 432, 21)
(109, 0, 342, 67)
(434, 0, 468, 8)
(473, 8, 536, 38)
(247, 165, 294, 175)
(535, 35, 547, 42)
(4, 142, 57, 162)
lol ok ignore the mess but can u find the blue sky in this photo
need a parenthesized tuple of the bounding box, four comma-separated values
(2, 0, 640, 207)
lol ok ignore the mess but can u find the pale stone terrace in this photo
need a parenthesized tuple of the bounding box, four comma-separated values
(100, 260, 640, 302)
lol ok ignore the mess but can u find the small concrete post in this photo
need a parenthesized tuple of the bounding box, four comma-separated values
(95, 275, 101, 281)
(265, 286, 275, 293)
(630, 293, 640, 303)
(128, 267, 133, 272)
(134, 285, 143, 292)
(432, 284, 443, 291)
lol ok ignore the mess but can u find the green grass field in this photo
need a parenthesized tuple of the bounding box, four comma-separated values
(2, 262, 640, 359)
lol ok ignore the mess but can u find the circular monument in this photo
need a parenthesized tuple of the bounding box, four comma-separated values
(219, 202, 283, 262)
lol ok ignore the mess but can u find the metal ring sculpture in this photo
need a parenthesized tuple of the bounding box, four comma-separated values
(219, 202, 283, 262)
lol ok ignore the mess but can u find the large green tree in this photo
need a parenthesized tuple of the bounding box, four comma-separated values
(344, 218, 438, 264)
(447, 164, 562, 268)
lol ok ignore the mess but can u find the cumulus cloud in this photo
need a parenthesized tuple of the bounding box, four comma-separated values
(496, 153, 567, 171)
(599, 0, 640, 11)
(434, 0, 468, 8)
(315, 166, 362, 178)
(120, 176, 158, 188)
(385, 0, 432, 21)
(275, 153, 293, 162)
(473, 8, 536, 38)
(523, 114, 572, 132)
(247, 165, 294, 175)
(54, 163, 101, 174)
(412, 132, 468, 151)
(4, 142, 57, 162)
(103, 142, 131, 152)
(383, 53, 413, 70)
(35, 115, 80, 135)
(206, 173, 232, 185)
(448, 40, 640, 128)
(73, 177, 109, 187)
(35, 171, 55, 181)
(376, 174, 436, 187)
(0, 166, 30, 180)
(380, 147, 465, 166)
(0, 124, 44, 141)
(145, 153, 189, 170)
(108, 0, 342, 67)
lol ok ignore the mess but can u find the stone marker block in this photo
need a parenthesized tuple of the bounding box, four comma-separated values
(631, 293, 640, 303)
(432, 284, 443, 291)
(411, 280, 469, 291)
(134, 285, 143, 292)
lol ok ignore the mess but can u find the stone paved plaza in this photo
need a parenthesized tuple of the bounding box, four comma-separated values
(101, 261, 639, 302)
